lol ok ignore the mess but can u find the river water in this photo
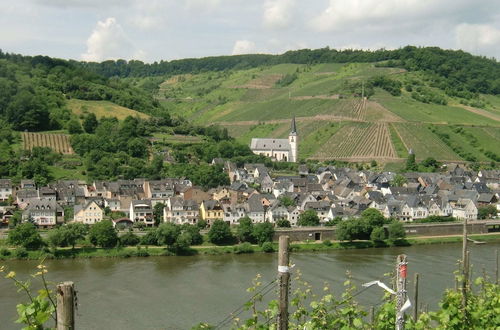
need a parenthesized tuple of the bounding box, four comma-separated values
(1, 242, 499, 330)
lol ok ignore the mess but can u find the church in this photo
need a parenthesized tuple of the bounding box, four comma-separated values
(249, 117, 298, 162)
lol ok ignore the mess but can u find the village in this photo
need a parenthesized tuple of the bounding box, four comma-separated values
(0, 161, 499, 230)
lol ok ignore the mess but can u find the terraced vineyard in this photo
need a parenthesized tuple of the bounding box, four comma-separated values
(22, 132, 74, 154)
(311, 123, 396, 160)
(392, 123, 459, 161)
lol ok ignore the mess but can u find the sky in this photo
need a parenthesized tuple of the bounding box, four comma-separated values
(1, 0, 500, 63)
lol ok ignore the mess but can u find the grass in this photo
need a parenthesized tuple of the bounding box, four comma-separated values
(388, 123, 408, 158)
(299, 121, 343, 159)
(373, 90, 498, 126)
(67, 99, 150, 120)
(393, 123, 460, 161)
(151, 133, 205, 145)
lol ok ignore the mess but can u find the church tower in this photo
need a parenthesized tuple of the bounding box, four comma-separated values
(288, 116, 298, 162)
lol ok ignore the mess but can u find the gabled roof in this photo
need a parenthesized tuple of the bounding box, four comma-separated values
(250, 138, 291, 151)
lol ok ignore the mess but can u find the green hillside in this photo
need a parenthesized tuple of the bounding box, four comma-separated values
(152, 60, 500, 163)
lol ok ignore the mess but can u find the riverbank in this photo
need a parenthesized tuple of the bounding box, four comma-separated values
(1, 232, 500, 260)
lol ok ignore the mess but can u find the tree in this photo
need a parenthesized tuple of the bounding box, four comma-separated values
(156, 223, 181, 247)
(297, 210, 320, 226)
(208, 220, 235, 245)
(276, 219, 291, 228)
(196, 219, 208, 229)
(336, 220, 364, 242)
(236, 217, 255, 243)
(153, 203, 165, 226)
(478, 205, 498, 219)
(406, 152, 417, 171)
(8, 222, 44, 250)
(370, 227, 387, 242)
(252, 222, 274, 246)
(278, 196, 296, 207)
(391, 174, 408, 187)
(88, 220, 118, 248)
(181, 224, 203, 245)
(361, 208, 385, 227)
(67, 119, 83, 134)
(388, 221, 406, 241)
(82, 113, 98, 133)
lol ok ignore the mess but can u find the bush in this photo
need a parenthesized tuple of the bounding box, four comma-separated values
(140, 230, 159, 246)
(13, 247, 28, 259)
(0, 248, 11, 256)
(261, 241, 274, 252)
(133, 246, 150, 257)
(322, 240, 333, 247)
(88, 220, 118, 248)
(120, 232, 140, 246)
(276, 219, 291, 228)
(233, 242, 254, 254)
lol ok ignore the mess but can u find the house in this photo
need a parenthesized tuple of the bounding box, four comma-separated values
(0, 179, 12, 201)
(164, 197, 199, 225)
(104, 198, 121, 212)
(130, 200, 154, 227)
(74, 201, 104, 225)
(22, 199, 63, 228)
(199, 200, 224, 224)
(452, 199, 478, 220)
(247, 194, 266, 223)
(144, 180, 175, 199)
(222, 203, 248, 224)
(250, 117, 298, 162)
(16, 189, 39, 209)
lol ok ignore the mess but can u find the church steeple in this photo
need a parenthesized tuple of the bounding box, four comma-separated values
(290, 116, 297, 135)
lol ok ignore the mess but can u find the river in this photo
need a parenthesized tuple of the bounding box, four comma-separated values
(1, 242, 499, 329)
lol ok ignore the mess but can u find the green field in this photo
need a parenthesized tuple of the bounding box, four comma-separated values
(68, 99, 150, 120)
(393, 123, 459, 161)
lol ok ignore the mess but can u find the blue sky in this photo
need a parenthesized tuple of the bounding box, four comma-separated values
(1, 0, 499, 62)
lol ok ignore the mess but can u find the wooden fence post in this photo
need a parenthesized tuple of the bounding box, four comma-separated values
(413, 273, 419, 321)
(56, 281, 75, 330)
(278, 236, 290, 330)
(395, 254, 407, 330)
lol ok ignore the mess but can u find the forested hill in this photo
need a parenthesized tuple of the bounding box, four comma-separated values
(80, 46, 500, 96)
(0, 51, 163, 131)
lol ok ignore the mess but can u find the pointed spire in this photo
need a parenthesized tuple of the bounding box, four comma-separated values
(290, 116, 297, 134)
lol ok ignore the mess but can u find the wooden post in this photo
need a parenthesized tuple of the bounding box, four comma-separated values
(278, 236, 290, 330)
(370, 306, 375, 325)
(56, 281, 75, 330)
(395, 254, 407, 330)
(413, 273, 419, 321)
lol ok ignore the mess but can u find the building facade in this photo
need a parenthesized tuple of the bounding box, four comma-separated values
(250, 117, 298, 162)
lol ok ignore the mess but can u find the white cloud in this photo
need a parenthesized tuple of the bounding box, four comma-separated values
(263, 0, 295, 29)
(81, 17, 145, 61)
(232, 40, 257, 55)
(456, 23, 500, 58)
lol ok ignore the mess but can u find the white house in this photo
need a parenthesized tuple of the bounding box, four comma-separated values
(130, 199, 154, 227)
(164, 197, 199, 225)
(452, 199, 478, 220)
(74, 201, 103, 225)
(0, 179, 12, 201)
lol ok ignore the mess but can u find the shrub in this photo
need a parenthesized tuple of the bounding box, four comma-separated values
(323, 240, 333, 247)
(208, 220, 235, 245)
(8, 223, 45, 250)
(13, 247, 28, 259)
(133, 247, 150, 257)
(233, 242, 254, 254)
(261, 241, 274, 253)
(120, 232, 140, 246)
(0, 248, 11, 256)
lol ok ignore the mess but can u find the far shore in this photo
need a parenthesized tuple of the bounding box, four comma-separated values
(1, 232, 499, 261)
